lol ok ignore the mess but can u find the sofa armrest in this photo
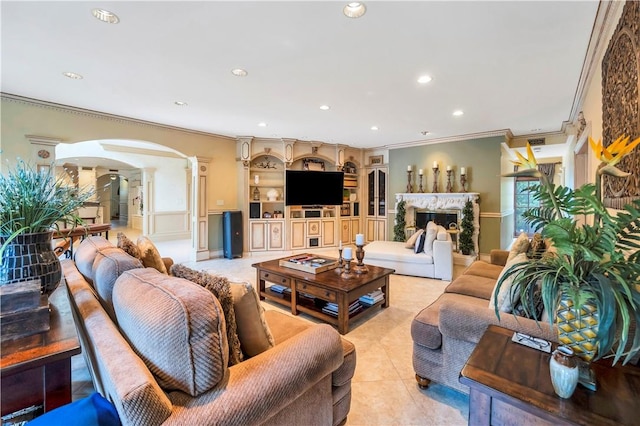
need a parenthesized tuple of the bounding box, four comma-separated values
(433, 240, 453, 281)
(170, 324, 344, 425)
(490, 250, 509, 266)
(438, 298, 557, 345)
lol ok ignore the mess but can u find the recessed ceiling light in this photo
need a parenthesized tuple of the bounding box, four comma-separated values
(343, 2, 366, 18)
(417, 75, 432, 84)
(231, 68, 248, 77)
(371, 126, 379, 131)
(531, 128, 542, 132)
(258, 122, 267, 127)
(63, 72, 83, 80)
(420, 131, 430, 136)
(92, 9, 120, 24)
(319, 105, 331, 111)
(453, 110, 464, 116)
(174, 101, 188, 106)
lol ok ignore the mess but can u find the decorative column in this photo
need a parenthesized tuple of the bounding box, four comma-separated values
(27, 135, 61, 171)
(238, 136, 253, 168)
(190, 157, 211, 261)
(141, 167, 155, 237)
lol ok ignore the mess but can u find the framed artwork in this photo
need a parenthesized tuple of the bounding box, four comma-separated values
(369, 155, 383, 165)
(303, 159, 325, 171)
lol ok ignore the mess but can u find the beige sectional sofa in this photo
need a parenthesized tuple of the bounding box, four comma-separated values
(62, 236, 356, 425)
(411, 250, 556, 393)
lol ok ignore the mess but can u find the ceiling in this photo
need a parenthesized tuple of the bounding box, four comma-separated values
(1, 1, 600, 150)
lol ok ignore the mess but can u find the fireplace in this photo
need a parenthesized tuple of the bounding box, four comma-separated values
(415, 210, 459, 230)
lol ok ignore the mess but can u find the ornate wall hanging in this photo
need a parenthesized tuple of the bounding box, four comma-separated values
(601, 1, 640, 209)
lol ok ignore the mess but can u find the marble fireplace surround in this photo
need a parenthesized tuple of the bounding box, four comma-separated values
(395, 192, 480, 255)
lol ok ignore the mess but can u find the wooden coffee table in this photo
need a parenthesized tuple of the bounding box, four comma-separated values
(252, 258, 394, 334)
(459, 325, 640, 426)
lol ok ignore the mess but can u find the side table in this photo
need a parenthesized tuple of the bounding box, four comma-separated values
(459, 325, 640, 426)
(1, 283, 81, 420)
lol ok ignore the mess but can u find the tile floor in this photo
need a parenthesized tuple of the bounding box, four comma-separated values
(70, 221, 470, 425)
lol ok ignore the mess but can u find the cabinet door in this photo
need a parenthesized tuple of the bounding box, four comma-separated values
(322, 220, 335, 246)
(267, 221, 284, 250)
(350, 218, 360, 242)
(366, 218, 377, 243)
(375, 219, 386, 242)
(250, 221, 267, 251)
(340, 219, 351, 244)
(290, 220, 306, 250)
(367, 169, 376, 216)
(307, 220, 321, 237)
(377, 169, 386, 217)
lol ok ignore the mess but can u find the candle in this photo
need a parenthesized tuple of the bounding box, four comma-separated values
(461, 167, 466, 175)
(433, 161, 438, 169)
(339, 240, 342, 250)
(418, 168, 423, 176)
(407, 165, 412, 171)
(254, 175, 259, 184)
(355, 234, 365, 246)
(446, 165, 451, 171)
(343, 247, 353, 260)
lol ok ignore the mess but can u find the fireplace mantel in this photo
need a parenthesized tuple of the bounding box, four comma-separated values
(395, 193, 479, 210)
(395, 192, 480, 256)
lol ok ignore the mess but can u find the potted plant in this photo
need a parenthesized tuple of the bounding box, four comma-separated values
(0, 160, 94, 295)
(495, 137, 640, 365)
(393, 200, 407, 242)
(459, 200, 474, 255)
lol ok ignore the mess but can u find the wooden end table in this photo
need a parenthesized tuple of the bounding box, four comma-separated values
(253, 257, 394, 334)
(1, 283, 81, 419)
(459, 325, 640, 426)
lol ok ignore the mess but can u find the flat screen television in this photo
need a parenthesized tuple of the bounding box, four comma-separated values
(285, 170, 344, 206)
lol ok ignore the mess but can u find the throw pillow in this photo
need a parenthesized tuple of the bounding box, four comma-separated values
(507, 232, 530, 262)
(229, 282, 275, 357)
(512, 280, 545, 320)
(117, 232, 141, 259)
(170, 264, 243, 366)
(423, 221, 438, 255)
(414, 232, 427, 253)
(29, 392, 121, 426)
(488, 252, 528, 313)
(405, 229, 424, 249)
(137, 236, 168, 274)
(527, 233, 546, 259)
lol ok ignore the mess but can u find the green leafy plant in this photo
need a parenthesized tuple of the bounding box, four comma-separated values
(495, 137, 640, 364)
(459, 200, 474, 255)
(393, 200, 406, 242)
(1, 160, 95, 255)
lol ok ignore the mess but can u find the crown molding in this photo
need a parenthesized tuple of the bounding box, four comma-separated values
(381, 129, 513, 150)
(1, 93, 236, 141)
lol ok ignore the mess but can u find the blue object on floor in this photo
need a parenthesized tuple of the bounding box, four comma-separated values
(29, 392, 121, 426)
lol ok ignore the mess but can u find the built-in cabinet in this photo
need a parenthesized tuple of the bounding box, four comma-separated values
(365, 166, 387, 242)
(241, 138, 365, 253)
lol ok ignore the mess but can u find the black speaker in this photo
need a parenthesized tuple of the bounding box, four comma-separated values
(249, 202, 261, 219)
(223, 211, 243, 259)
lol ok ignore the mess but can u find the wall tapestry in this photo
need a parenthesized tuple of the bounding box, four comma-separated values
(602, 0, 639, 209)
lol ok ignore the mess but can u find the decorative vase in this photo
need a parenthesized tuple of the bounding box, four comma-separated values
(549, 345, 579, 399)
(556, 296, 599, 361)
(0, 231, 61, 296)
(267, 188, 279, 201)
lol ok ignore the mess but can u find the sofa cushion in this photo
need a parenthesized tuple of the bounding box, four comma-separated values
(117, 232, 141, 259)
(74, 236, 114, 284)
(411, 294, 447, 350)
(489, 252, 528, 313)
(405, 229, 423, 249)
(137, 236, 168, 274)
(170, 264, 243, 366)
(366, 240, 435, 265)
(462, 260, 504, 280)
(445, 273, 497, 300)
(92, 247, 144, 320)
(230, 282, 275, 357)
(113, 268, 228, 397)
(423, 221, 438, 255)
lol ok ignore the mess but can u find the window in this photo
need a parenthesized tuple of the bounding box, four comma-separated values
(514, 177, 540, 236)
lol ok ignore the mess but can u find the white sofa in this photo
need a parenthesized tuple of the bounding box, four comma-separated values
(364, 227, 453, 280)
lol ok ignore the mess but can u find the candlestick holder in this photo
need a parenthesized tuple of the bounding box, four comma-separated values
(432, 167, 439, 193)
(335, 248, 344, 274)
(446, 170, 453, 193)
(354, 244, 369, 274)
(341, 259, 354, 279)
(460, 173, 467, 192)
(418, 173, 424, 193)
(406, 170, 413, 193)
